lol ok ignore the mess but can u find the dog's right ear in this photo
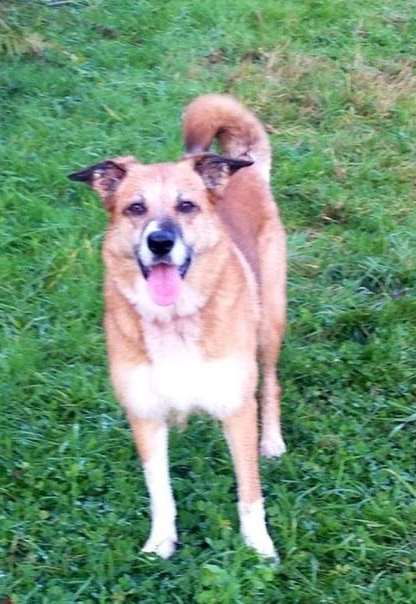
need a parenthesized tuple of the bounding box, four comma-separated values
(186, 153, 254, 197)
(68, 156, 136, 210)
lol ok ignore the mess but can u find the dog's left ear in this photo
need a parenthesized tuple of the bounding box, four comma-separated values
(68, 156, 136, 210)
(189, 153, 253, 195)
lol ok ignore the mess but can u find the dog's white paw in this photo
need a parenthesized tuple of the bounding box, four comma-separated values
(243, 528, 279, 561)
(260, 433, 287, 459)
(239, 499, 279, 562)
(142, 535, 177, 559)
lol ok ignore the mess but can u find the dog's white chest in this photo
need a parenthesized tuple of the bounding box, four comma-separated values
(122, 318, 247, 420)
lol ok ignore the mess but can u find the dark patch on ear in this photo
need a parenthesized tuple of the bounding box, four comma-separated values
(193, 153, 253, 192)
(68, 160, 126, 190)
(68, 160, 129, 209)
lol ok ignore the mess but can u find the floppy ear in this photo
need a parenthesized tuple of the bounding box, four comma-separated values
(190, 153, 254, 195)
(68, 156, 136, 209)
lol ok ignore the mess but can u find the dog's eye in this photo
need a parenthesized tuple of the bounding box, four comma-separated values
(176, 200, 198, 214)
(125, 201, 147, 216)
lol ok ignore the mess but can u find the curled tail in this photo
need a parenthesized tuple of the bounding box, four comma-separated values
(183, 94, 271, 181)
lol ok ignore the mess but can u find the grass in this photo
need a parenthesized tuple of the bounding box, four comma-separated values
(1, 0, 416, 601)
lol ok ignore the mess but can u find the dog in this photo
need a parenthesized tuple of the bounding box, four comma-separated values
(69, 94, 287, 560)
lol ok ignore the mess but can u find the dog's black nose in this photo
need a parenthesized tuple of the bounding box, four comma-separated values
(147, 229, 175, 256)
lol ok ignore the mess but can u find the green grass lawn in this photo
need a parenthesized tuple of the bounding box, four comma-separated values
(1, 0, 416, 602)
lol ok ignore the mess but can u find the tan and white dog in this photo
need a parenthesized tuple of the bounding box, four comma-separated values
(69, 94, 287, 560)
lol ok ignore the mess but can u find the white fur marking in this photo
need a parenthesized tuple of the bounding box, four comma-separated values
(260, 427, 287, 458)
(122, 352, 249, 421)
(141, 424, 177, 559)
(170, 238, 188, 266)
(238, 499, 278, 559)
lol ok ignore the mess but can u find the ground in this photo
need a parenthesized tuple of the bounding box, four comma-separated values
(1, 0, 416, 602)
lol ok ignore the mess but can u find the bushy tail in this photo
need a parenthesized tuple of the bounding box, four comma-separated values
(183, 94, 271, 181)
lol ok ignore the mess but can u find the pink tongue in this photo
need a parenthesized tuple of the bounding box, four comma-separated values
(147, 264, 181, 306)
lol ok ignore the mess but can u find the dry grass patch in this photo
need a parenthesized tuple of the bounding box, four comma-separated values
(0, 18, 51, 57)
(348, 57, 416, 116)
(263, 49, 333, 85)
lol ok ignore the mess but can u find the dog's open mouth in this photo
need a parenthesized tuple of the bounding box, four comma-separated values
(139, 258, 191, 307)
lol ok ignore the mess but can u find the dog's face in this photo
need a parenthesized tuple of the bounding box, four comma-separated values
(69, 154, 252, 306)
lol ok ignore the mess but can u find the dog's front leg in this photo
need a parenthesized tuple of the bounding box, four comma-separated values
(128, 415, 177, 559)
(223, 400, 278, 561)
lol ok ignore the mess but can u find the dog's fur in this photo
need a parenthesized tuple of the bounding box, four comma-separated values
(69, 94, 287, 560)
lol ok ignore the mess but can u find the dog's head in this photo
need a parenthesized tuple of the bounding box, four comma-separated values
(69, 154, 252, 306)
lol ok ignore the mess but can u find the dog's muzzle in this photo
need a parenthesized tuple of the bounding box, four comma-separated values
(136, 219, 192, 277)
(135, 220, 192, 306)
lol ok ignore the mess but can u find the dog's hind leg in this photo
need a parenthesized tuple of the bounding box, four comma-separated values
(258, 224, 287, 458)
(259, 335, 286, 458)
(223, 400, 278, 560)
(128, 415, 177, 559)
